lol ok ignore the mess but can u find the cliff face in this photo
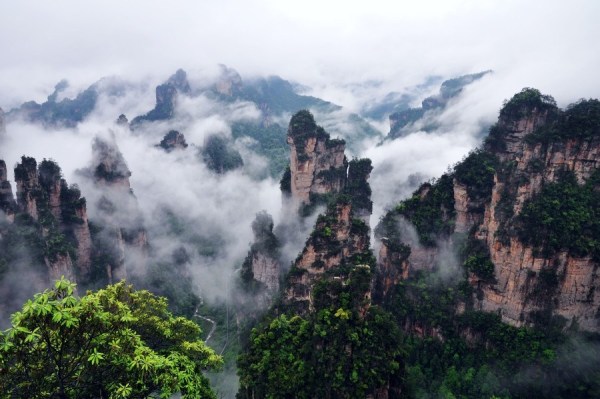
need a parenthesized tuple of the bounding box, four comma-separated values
(214, 65, 243, 97)
(14, 157, 40, 220)
(0, 161, 16, 222)
(4, 157, 93, 282)
(238, 112, 407, 399)
(472, 97, 600, 331)
(131, 69, 191, 126)
(280, 111, 376, 313)
(376, 89, 600, 332)
(86, 137, 148, 282)
(240, 211, 281, 308)
(284, 199, 372, 313)
(286, 110, 347, 211)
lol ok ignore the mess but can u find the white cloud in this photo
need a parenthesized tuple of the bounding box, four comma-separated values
(1, 0, 598, 110)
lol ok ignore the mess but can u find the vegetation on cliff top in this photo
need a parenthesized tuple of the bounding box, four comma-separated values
(376, 173, 455, 247)
(373, 88, 600, 398)
(288, 110, 346, 162)
(487, 88, 600, 148)
(201, 134, 244, 174)
(517, 169, 600, 259)
(499, 87, 558, 119)
(238, 264, 406, 399)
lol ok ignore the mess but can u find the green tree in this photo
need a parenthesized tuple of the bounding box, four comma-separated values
(0, 278, 222, 398)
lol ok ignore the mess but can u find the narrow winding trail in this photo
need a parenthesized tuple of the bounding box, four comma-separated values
(194, 308, 217, 343)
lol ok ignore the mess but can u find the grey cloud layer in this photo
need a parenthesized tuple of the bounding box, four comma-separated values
(1, 1, 599, 109)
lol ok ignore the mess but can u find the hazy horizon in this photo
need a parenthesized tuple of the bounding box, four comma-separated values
(1, 0, 599, 111)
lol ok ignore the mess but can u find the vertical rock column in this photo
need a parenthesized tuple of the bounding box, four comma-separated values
(286, 110, 347, 211)
(0, 160, 16, 222)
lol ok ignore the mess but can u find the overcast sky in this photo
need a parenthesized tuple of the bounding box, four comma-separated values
(1, 0, 599, 109)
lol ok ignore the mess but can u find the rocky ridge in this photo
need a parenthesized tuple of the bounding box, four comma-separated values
(282, 110, 347, 212)
(278, 111, 374, 314)
(0, 157, 92, 282)
(0, 161, 16, 222)
(131, 69, 191, 126)
(238, 111, 404, 399)
(376, 89, 600, 332)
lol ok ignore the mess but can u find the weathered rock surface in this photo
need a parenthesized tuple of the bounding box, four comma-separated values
(280, 111, 376, 314)
(240, 211, 281, 308)
(0, 161, 16, 221)
(14, 157, 40, 220)
(5, 157, 94, 282)
(131, 69, 190, 126)
(472, 105, 600, 331)
(285, 199, 371, 313)
(215, 64, 243, 97)
(377, 90, 600, 332)
(286, 110, 347, 211)
(90, 137, 133, 189)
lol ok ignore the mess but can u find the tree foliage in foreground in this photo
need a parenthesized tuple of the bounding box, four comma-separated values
(0, 278, 222, 398)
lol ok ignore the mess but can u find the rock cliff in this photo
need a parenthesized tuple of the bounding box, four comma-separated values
(376, 88, 600, 332)
(214, 64, 243, 97)
(0, 161, 16, 222)
(2, 157, 93, 282)
(279, 111, 377, 313)
(284, 196, 372, 314)
(131, 69, 191, 126)
(238, 113, 405, 399)
(240, 211, 281, 308)
(84, 137, 148, 282)
(284, 110, 347, 213)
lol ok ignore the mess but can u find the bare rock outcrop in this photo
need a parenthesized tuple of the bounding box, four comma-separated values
(240, 211, 281, 307)
(472, 98, 600, 331)
(284, 197, 371, 314)
(280, 111, 376, 314)
(8, 157, 93, 282)
(14, 156, 40, 220)
(214, 64, 243, 97)
(286, 110, 347, 211)
(0, 160, 16, 222)
(131, 69, 191, 126)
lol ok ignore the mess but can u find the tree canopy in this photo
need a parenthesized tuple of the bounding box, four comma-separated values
(0, 278, 222, 398)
